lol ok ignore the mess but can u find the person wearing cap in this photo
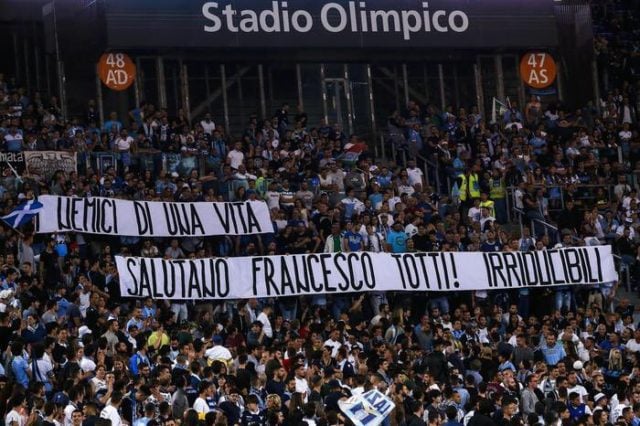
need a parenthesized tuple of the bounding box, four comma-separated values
(204, 335, 232, 366)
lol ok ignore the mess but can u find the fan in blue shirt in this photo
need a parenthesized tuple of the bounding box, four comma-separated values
(386, 222, 408, 253)
(480, 231, 503, 252)
(343, 222, 364, 252)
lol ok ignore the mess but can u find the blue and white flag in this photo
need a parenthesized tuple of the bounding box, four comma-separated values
(338, 390, 395, 426)
(1, 199, 43, 228)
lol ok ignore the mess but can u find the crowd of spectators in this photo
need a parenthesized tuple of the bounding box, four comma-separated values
(1, 2, 640, 426)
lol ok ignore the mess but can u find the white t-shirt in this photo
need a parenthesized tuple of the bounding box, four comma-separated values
(100, 405, 122, 426)
(80, 357, 96, 373)
(33, 358, 54, 384)
(406, 167, 424, 187)
(193, 397, 210, 414)
(257, 312, 273, 338)
(116, 136, 134, 151)
(205, 345, 232, 364)
(200, 120, 216, 135)
(295, 376, 310, 396)
(64, 404, 76, 426)
(619, 130, 632, 142)
(265, 191, 281, 210)
(568, 385, 589, 403)
(91, 377, 107, 393)
(323, 338, 342, 358)
(627, 339, 640, 352)
(227, 150, 245, 169)
(468, 206, 481, 223)
(5, 409, 23, 426)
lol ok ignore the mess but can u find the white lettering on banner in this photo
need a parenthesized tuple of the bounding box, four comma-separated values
(24, 151, 77, 180)
(115, 246, 618, 300)
(0, 152, 24, 162)
(35, 195, 273, 237)
(202, 1, 470, 40)
(339, 390, 395, 426)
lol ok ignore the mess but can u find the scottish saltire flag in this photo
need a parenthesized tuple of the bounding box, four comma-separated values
(1, 200, 43, 228)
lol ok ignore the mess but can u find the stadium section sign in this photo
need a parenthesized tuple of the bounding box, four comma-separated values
(104, 0, 558, 49)
(35, 195, 273, 236)
(520, 52, 557, 89)
(116, 246, 617, 300)
(97, 53, 137, 91)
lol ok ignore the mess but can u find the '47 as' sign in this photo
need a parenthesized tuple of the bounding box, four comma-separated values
(97, 53, 137, 91)
(519, 52, 557, 89)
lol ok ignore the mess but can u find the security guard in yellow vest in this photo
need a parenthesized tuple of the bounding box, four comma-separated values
(479, 192, 495, 218)
(489, 170, 507, 223)
(458, 168, 481, 205)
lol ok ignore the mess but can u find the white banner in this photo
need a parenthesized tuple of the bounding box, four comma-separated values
(115, 246, 617, 300)
(25, 151, 77, 180)
(36, 195, 273, 236)
(338, 390, 395, 426)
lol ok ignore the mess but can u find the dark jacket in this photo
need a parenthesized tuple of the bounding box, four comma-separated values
(468, 413, 497, 426)
(406, 414, 427, 426)
(425, 351, 449, 383)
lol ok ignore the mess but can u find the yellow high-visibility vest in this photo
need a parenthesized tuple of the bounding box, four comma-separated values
(459, 173, 480, 201)
(489, 178, 506, 199)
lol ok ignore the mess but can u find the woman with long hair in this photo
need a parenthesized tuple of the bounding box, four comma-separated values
(285, 392, 304, 425)
(604, 348, 624, 383)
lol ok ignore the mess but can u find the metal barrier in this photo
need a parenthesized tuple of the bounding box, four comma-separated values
(87, 151, 213, 177)
(506, 183, 622, 223)
(376, 130, 452, 195)
(516, 207, 630, 292)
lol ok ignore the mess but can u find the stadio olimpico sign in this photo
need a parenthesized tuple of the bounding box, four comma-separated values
(203, 1, 470, 41)
(103, 0, 559, 49)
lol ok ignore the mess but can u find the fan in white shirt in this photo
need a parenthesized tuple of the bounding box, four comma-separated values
(406, 162, 425, 188)
(257, 306, 273, 339)
(204, 336, 232, 365)
(200, 114, 216, 135)
(5, 396, 26, 426)
(323, 330, 343, 358)
(626, 330, 640, 352)
(227, 142, 245, 170)
(99, 392, 124, 426)
(115, 131, 134, 152)
(193, 381, 215, 416)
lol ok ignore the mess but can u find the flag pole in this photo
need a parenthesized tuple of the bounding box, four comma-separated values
(0, 218, 24, 238)
(491, 97, 497, 124)
(4, 161, 22, 182)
